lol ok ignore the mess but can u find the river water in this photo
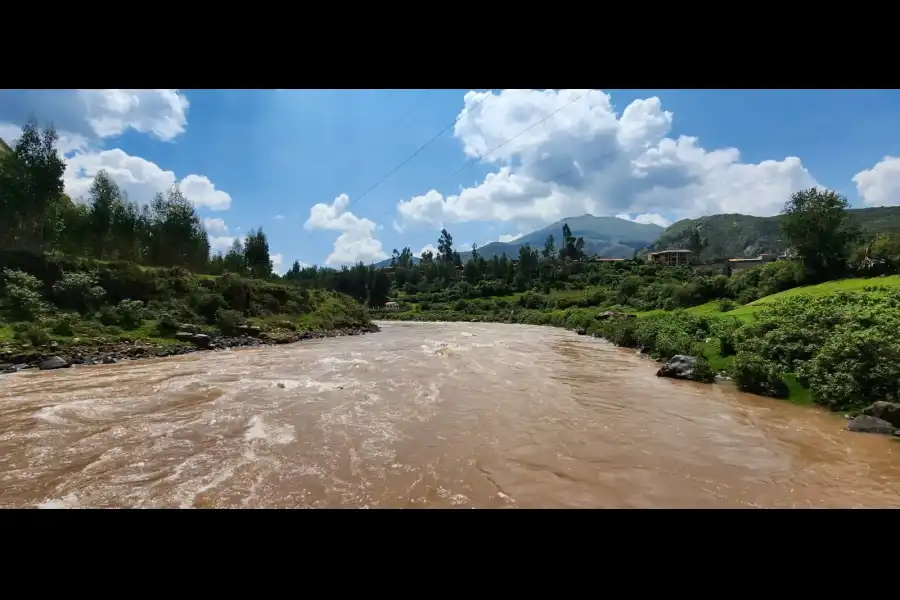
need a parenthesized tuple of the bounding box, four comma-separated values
(1, 321, 899, 508)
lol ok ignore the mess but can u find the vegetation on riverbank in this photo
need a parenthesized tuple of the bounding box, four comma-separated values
(0, 122, 374, 369)
(370, 188, 900, 416)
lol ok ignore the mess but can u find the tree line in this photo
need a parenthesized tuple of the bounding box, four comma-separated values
(0, 120, 274, 277)
(4, 120, 899, 315)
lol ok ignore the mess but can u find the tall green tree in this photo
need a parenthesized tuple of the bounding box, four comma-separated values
(437, 228, 454, 263)
(780, 188, 853, 282)
(542, 234, 556, 259)
(244, 228, 272, 279)
(0, 120, 66, 251)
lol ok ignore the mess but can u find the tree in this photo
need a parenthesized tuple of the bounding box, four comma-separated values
(559, 223, 585, 260)
(542, 234, 556, 259)
(0, 120, 66, 251)
(780, 188, 853, 282)
(87, 170, 125, 259)
(471, 243, 480, 261)
(244, 228, 272, 279)
(437, 228, 454, 263)
(686, 227, 708, 255)
(224, 238, 247, 274)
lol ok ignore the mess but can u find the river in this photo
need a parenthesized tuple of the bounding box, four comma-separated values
(1, 321, 899, 508)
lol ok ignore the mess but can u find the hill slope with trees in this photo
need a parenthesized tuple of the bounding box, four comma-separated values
(652, 206, 900, 261)
(0, 121, 376, 371)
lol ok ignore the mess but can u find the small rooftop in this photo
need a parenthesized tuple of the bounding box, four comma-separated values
(649, 249, 693, 255)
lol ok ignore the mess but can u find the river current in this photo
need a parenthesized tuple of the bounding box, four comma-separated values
(1, 321, 899, 508)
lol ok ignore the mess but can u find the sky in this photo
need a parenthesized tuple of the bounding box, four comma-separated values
(2, 88, 900, 272)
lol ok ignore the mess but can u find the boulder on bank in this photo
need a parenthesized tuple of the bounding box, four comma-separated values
(39, 356, 70, 370)
(174, 332, 211, 348)
(574, 327, 587, 335)
(235, 325, 262, 337)
(846, 414, 896, 435)
(656, 355, 714, 383)
(861, 401, 900, 428)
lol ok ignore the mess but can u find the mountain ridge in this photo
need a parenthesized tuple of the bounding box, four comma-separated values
(375, 206, 900, 268)
(375, 215, 664, 267)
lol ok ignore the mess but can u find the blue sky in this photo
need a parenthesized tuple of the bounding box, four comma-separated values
(2, 89, 899, 270)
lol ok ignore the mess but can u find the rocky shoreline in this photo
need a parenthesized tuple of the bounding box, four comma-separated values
(0, 323, 381, 374)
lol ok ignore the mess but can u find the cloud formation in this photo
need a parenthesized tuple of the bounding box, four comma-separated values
(396, 89, 819, 230)
(0, 90, 232, 211)
(853, 157, 900, 207)
(304, 193, 387, 266)
(0, 89, 189, 142)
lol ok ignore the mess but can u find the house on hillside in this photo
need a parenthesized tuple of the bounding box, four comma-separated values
(647, 249, 694, 266)
(384, 301, 400, 311)
(727, 253, 780, 272)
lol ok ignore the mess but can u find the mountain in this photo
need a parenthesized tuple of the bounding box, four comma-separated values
(375, 215, 665, 267)
(650, 206, 900, 261)
(0, 136, 10, 155)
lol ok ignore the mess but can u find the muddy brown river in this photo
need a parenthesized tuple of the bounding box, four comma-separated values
(1, 321, 899, 508)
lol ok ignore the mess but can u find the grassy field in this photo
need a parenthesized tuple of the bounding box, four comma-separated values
(725, 275, 900, 319)
(634, 275, 900, 322)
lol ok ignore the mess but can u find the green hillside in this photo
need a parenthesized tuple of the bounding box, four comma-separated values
(0, 136, 11, 154)
(652, 206, 900, 260)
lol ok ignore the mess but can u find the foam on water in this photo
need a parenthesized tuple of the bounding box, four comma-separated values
(244, 415, 295, 445)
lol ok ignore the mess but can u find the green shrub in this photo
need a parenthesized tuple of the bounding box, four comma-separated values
(727, 352, 789, 398)
(1, 268, 47, 321)
(216, 309, 245, 335)
(156, 312, 179, 336)
(802, 327, 900, 410)
(13, 322, 50, 347)
(48, 313, 80, 336)
(690, 356, 716, 384)
(52, 270, 106, 313)
(717, 298, 736, 312)
(114, 299, 145, 329)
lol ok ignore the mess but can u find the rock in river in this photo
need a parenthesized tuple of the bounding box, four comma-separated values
(846, 415, 896, 435)
(861, 401, 900, 428)
(174, 332, 211, 348)
(656, 355, 706, 382)
(39, 356, 71, 370)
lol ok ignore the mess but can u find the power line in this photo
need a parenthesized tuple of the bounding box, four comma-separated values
(345, 88, 498, 212)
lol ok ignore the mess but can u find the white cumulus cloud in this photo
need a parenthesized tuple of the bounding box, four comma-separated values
(60, 148, 232, 210)
(203, 218, 229, 236)
(853, 157, 900, 207)
(271, 253, 285, 273)
(0, 90, 232, 213)
(79, 89, 189, 141)
(418, 244, 438, 256)
(396, 89, 819, 231)
(615, 212, 672, 228)
(498, 233, 522, 243)
(304, 193, 387, 266)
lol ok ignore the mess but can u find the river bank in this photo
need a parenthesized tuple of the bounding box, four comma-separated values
(0, 323, 380, 373)
(375, 308, 900, 437)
